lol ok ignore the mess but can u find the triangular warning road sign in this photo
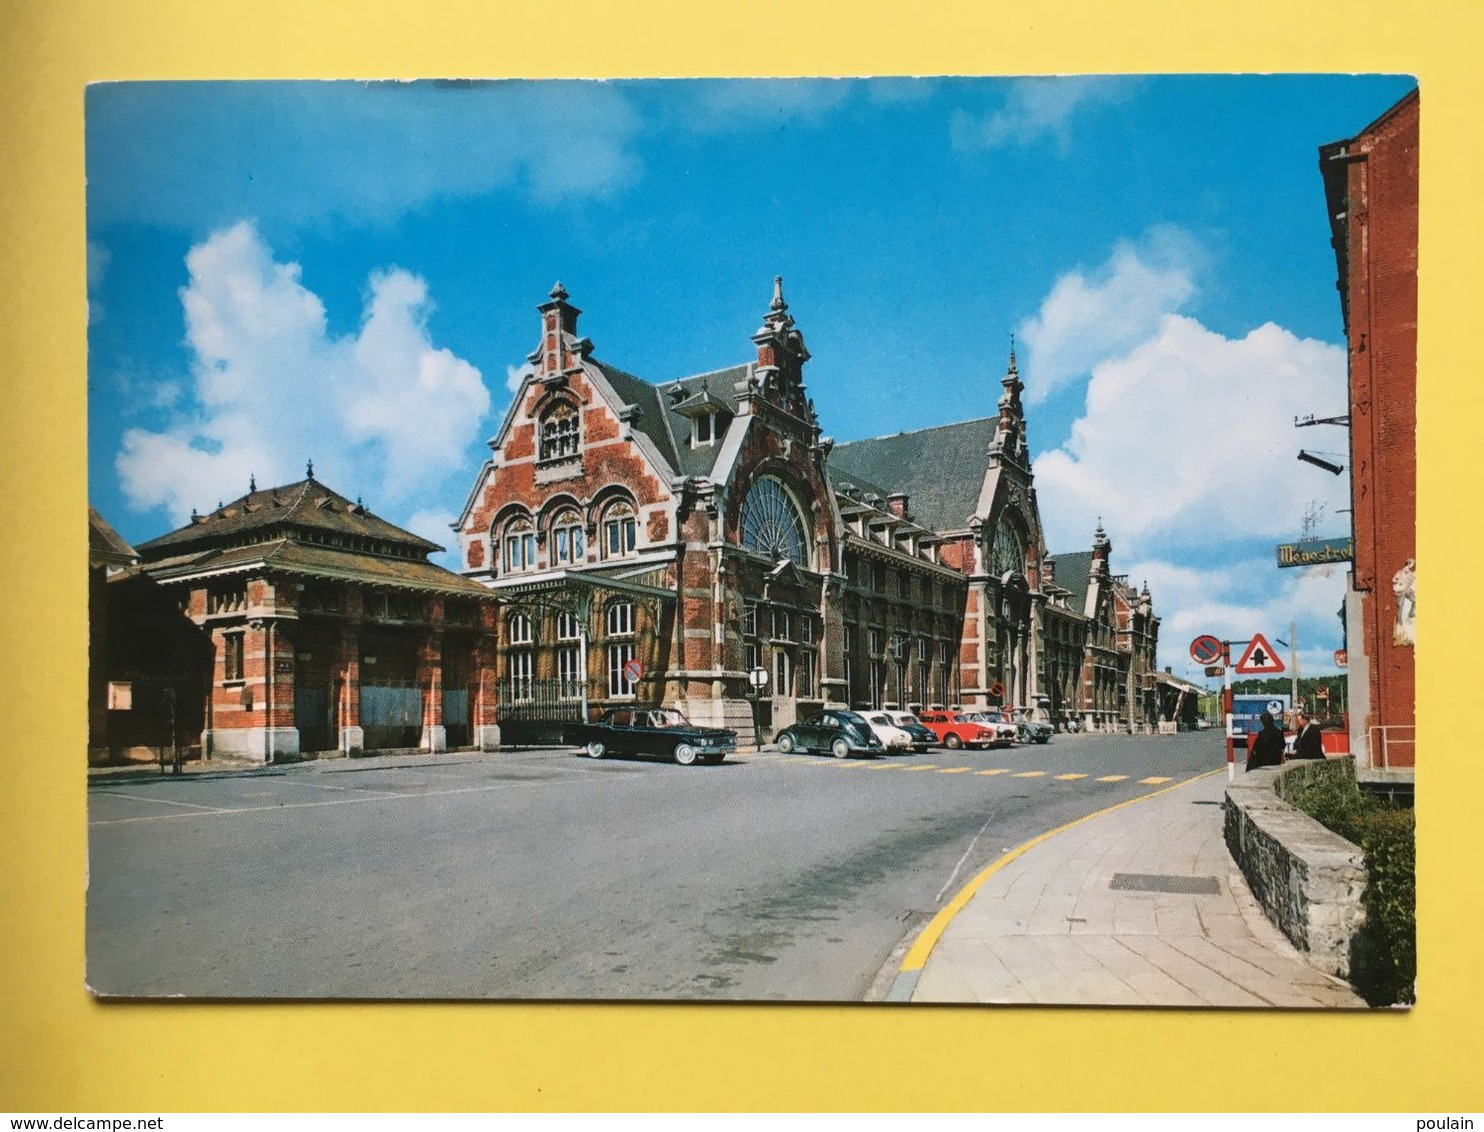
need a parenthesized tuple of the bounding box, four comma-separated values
(1234, 632, 1286, 675)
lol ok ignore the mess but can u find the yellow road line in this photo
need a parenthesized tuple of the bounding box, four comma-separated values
(1053, 773, 1088, 780)
(865, 762, 904, 770)
(898, 768, 1225, 974)
(902, 765, 939, 772)
(1139, 776, 1173, 784)
(1096, 775, 1127, 782)
(977, 768, 1011, 776)
(937, 767, 974, 774)
(1013, 771, 1045, 778)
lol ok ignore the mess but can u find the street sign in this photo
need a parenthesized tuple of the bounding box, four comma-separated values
(1275, 537, 1354, 568)
(622, 658, 643, 683)
(988, 681, 1005, 698)
(1204, 665, 1226, 678)
(1234, 633, 1285, 675)
(1189, 634, 1224, 666)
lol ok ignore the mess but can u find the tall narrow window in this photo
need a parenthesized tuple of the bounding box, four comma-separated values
(502, 518, 537, 574)
(607, 642, 637, 698)
(223, 632, 244, 683)
(552, 511, 586, 566)
(693, 412, 714, 446)
(508, 649, 534, 703)
(556, 611, 583, 702)
(602, 503, 638, 559)
(539, 402, 580, 461)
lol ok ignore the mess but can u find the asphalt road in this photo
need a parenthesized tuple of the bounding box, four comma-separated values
(86, 731, 1225, 1001)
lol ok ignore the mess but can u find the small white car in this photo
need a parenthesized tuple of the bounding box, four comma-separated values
(862, 712, 914, 752)
(884, 710, 937, 752)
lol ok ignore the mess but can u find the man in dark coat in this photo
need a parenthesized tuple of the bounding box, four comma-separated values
(1291, 711, 1326, 759)
(1245, 711, 1285, 771)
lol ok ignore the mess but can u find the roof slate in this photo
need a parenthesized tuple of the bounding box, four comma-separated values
(89, 506, 138, 567)
(1047, 550, 1094, 613)
(143, 538, 491, 596)
(592, 359, 751, 479)
(827, 418, 998, 533)
(136, 478, 441, 557)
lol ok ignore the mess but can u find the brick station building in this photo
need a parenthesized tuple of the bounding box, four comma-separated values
(1319, 88, 1418, 780)
(455, 280, 1163, 745)
(130, 473, 499, 761)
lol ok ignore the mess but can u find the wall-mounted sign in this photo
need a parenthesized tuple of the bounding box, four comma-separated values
(1334, 648, 1348, 668)
(1275, 537, 1353, 568)
(107, 681, 133, 710)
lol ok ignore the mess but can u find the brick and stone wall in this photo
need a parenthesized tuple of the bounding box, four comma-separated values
(1224, 758, 1367, 978)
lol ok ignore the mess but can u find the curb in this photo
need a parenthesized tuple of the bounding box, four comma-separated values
(882, 766, 1226, 1002)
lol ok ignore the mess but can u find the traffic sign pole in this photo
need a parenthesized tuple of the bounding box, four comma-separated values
(1224, 643, 1234, 781)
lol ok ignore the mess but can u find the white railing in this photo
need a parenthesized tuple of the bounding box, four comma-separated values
(1368, 724, 1416, 771)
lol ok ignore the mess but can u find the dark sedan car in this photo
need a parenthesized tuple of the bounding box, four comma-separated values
(567, 707, 736, 765)
(774, 710, 883, 759)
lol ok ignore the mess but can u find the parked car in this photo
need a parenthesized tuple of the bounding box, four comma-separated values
(1008, 708, 1053, 745)
(884, 710, 937, 752)
(861, 711, 914, 752)
(962, 711, 1020, 747)
(917, 710, 1005, 750)
(566, 707, 736, 765)
(775, 710, 884, 759)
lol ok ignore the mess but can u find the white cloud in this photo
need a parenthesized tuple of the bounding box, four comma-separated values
(506, 362, 534, 394)
(1117, 555, 1349, 679)
(950, 76, 1137, 153)
(1036, 313, 1349, 557)
(1016, 227, 1201, 404)
(116, 222, 490, 530)
(403, 508, 460, 570)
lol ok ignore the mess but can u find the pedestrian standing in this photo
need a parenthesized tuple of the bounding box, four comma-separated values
(1291, 710, 1325, 760)
(1245, 711, 1285, 771)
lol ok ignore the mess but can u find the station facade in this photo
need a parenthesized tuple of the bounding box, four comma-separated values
(454, 280, 1164, 746)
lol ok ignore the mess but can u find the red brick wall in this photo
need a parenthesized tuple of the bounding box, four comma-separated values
(1345, 93, 1418, 758)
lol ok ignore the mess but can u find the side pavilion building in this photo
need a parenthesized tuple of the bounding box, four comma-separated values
(455, 281, 1163, 745)
(133, 473, 500, 761)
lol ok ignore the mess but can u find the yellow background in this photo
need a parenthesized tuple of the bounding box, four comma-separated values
(2, 0, 1477, 1113)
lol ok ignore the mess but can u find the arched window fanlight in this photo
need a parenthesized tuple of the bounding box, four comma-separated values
(502, 517, 537, 574)
(602, 501, 637, 559)
(740, 476, 808, 566)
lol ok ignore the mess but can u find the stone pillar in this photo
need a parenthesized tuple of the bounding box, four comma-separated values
(419, 628, 446, 753)
(337, 611, 364, 755)
(473, 603, 501, 751)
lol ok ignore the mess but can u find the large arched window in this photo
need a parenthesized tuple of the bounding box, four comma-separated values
(551, 509, 586, 566)
(990, 516, 1025, 578)
(740, 476, 809, 566)
(501, 516, 537, 574)
(539, 401, 580, 461)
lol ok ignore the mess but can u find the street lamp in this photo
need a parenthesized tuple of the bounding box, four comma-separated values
(1297, 450, 1344, 475)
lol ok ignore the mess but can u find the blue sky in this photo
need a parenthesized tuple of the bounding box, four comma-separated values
(85, 75, 1418, 680)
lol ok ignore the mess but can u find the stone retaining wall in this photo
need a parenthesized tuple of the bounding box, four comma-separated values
(1224, 758, 1367, 978)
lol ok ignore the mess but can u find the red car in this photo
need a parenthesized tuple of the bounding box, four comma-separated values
(917, 710, 1004, 750)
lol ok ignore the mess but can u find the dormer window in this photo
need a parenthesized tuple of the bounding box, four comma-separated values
(539, 401, 580, 462)
(693, 411, 715, 447)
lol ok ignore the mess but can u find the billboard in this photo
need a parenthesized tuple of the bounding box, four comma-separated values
(1231, 693, 1291, 735)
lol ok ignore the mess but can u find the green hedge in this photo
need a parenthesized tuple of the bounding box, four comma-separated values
(1281, 767, 1416, 1006)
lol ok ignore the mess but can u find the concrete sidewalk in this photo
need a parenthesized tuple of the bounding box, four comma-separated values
(894, 768, 1364, 1008)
